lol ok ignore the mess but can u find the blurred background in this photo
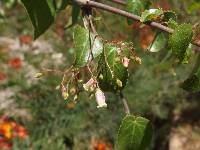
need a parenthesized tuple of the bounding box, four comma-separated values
(0, 0, 200, 149)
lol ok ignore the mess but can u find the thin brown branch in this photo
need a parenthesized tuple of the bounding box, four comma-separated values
(119, 92, 130, 115)
(87, 0, 174, 33)
(109, 0, 126, 6)
(74, 0, 200, 47)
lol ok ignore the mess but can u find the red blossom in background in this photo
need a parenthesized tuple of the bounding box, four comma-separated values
(0, 115, 28, 149)
(131, 22, 155, 50)
(55, 23, 65, 39)
(154, 0, 171, 10)
(95, 143, 113, 150)
(8, 57, 22, 70)
(0, 138, 12, 150)
(19, 35, 32, 45)
(139, 26, 155, 50)
(0, 72, 6, 81)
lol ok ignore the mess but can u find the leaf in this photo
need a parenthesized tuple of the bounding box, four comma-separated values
(140, 8, 163, 22)
(57, 0, 71, 10)
(73, 25, 103, 68)
(181, 44, 192, 64)
(148, 32, 167, 52)
(21, 0, 56, 39)
(168, 24, 193, 63)
(167, 18, 178, 29)
(72, 4, 80, 25)
(97, 43, 129, 92)
(117, 115, 153, 150)
(181, 72, 200, 92)
(126, 0, 151, 25)
(163, 11, 177, 22)
(181, 54, 200, 92)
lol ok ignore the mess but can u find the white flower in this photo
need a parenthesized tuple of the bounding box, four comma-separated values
(122, 57, 130, 67)
(95, 89, 107, 108)
(83, 78, 96, 91)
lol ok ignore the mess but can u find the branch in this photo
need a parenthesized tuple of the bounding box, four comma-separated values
(109, 0, 126, 6)
(120, 92, 130, 115)
(74, 0, 200, 47)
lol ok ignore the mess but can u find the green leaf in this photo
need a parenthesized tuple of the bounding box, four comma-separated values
(167, 18, 178, 29)
(21, 0, 56, 39)
(163, 11, 177, 22)
(181, 44, 192, 64)
(168, 24, 193, 63)
(117, 115, 153, 150)
(57, 0, 71, 10)
(181, 73, 200, 92)
(140, 8, 163, 22)
(97, 43, 129, 92)
(73, 25, 103, 68)
(181, 53, 200, 92)
(126, 0, 151, 25)
(72, 4, 80, 25)
(148, 32, 167, 52)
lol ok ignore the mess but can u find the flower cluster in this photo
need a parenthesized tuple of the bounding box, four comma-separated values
(0, 115, 28, 149)
(83, 78, 107, 108)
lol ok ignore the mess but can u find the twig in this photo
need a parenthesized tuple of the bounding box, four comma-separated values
(120, 92, 130, 115)
(87, 1, 174, 33)
(41, 68, 64, 75)
(109, 0, 126, 6)
(74, 0, 200, 47)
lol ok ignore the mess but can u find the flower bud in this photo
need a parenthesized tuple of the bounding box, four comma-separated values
(116, 79, 123, 88)
(62, 92, 69, 100)
(83, 78, 96, 91)
(95, 89, 107, 108)
(122, 57, 130, 67)
(135, 56, 142, 64)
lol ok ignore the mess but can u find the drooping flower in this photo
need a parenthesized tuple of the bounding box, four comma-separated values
(83, 78, 96, 92)
(122, 57, 130, 67)
(95, 89, 107, 108)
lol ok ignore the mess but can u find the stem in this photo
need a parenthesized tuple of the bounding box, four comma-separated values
(110, 0, 126, 5)
(74, 0, 200, 47)
(87, 1, 173, 33)
(120, 92, 130, 115)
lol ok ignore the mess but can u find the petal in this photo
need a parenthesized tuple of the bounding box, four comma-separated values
(95, 89, 107, 108)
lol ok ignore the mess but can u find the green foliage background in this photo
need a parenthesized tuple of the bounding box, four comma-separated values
(0, 0, 200, 149)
